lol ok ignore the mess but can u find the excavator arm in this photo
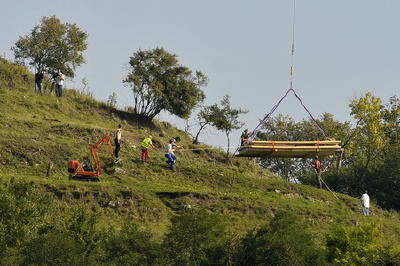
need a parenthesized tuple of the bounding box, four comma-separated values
(68, 134, 115, 181)
(91, 134, 114, 176)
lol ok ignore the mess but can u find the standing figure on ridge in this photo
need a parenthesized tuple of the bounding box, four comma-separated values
(35, 68, 44, 94)
(55, 69, 65, 97)
(114, 124, 122, 162)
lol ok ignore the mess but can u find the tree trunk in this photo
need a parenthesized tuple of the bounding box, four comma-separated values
(194, 123, 208, 144)
(226, 131, 230, 157)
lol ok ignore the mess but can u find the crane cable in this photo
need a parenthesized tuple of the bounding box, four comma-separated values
(248, 0, 328, 140)
(290, 0, 296, 91)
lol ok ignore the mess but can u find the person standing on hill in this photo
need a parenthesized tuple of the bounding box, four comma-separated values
(114, 124, 122, 161)
(361, 191, 370, 216)
(55, 69, 65, 97)
(140, 136, 153, 163)
(50, 70, 58, 94)
(165, 138, 182, 170)
(35, 68, 44, 94)
(314, 156, 322, 189)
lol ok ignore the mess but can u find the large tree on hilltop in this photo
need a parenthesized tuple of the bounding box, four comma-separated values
(12, 15, 88, 77)
(123, 48, 207, 120)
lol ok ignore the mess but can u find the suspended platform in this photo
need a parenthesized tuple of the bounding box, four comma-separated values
(237, 140, 342, 158)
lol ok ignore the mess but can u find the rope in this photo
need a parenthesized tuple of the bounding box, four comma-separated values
(319, 175, 339, 200)
(175, 146, 235, 152)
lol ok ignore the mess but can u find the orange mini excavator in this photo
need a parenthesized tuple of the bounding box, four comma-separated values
(68, 134, 114, 181)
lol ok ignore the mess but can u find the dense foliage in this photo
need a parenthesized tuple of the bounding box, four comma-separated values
(235, 211, 326, 266)
(1, 181, 399, 265)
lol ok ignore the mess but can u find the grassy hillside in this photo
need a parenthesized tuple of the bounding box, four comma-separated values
(1, 56, 400, 245)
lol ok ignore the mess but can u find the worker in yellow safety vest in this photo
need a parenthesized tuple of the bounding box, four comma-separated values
(140, 136, 154, 162)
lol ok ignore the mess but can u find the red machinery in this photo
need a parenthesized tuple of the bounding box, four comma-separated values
(68, 134, 114, 181)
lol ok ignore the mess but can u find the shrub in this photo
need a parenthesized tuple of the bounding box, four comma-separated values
(102, 223, 159, 265)
(326, 221, 400, 265)
(22, 230, 84, 265)
(162, 209, 228, 265)
(235, 211, 325, 266)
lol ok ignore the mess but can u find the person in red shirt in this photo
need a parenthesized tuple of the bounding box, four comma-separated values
(314, 156, 322, 188)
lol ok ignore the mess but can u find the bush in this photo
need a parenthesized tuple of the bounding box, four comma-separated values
(326, 221, 400, 265)
(102, 223, 159, 265)
(235, 211, 326, 266)
(0, 180, 50, 257)
(162, 209, 228, 265)
(22, 230, 84, 265)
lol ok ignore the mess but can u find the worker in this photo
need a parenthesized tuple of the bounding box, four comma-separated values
(361, 190, 370, 216)
(240, 129, 249, 146)
(314, 156, 322, 188)
(55, 69, 65, 97)
(140, 136, 153, 163)
(35, 68, 44, 94)
(82, 156, 93, 171)
(114, 124, 122, 161)
(164, 138, 182, 170)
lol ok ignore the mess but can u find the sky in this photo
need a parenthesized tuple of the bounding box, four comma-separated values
(1, 0, 399, 148)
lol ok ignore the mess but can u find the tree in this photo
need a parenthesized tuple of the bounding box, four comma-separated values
(348, 92, 386, 170)
(322, 94, 400, 210)
(12, 15, 88, 77)
(212, 95, 248, 155)
(193, 104, 224, 144)
(123, 48, 207, 120)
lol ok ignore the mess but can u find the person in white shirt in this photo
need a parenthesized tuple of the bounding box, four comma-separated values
(114, 124, 122, 160)
(55, 69, 65, 97)
(361, 191, 370, 216)
(164, 138, 182, 170)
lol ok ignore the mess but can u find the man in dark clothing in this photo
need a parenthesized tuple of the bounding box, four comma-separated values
(240, 129, 249, 146)
(35, 69, 44, 94)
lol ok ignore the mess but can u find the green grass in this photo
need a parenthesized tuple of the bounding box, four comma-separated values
(1, 57, 400, 244)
